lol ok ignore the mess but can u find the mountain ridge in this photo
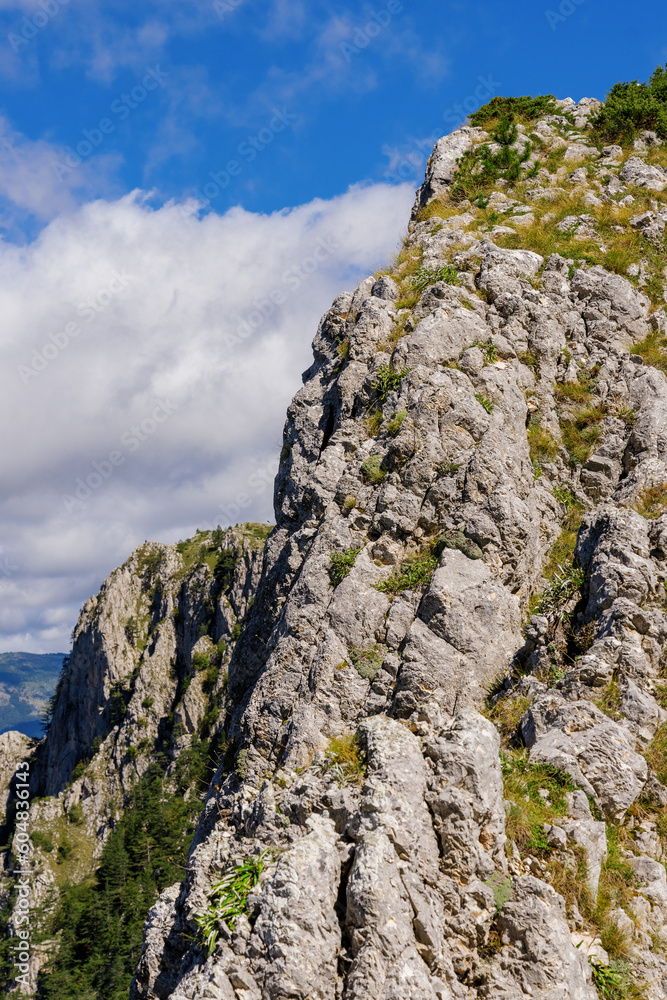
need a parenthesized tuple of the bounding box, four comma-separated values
(5, 75, 667, 1000)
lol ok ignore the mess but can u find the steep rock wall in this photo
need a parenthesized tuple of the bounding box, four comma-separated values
(130, 99, 667, 1000)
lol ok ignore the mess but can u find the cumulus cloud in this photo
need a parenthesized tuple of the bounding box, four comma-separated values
(0, 180, 414, 652)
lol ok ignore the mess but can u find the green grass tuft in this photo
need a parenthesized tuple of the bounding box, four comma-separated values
(329, 547, 361, 587)
(361, 454, 386, 484)
(196, 851, 270, 956)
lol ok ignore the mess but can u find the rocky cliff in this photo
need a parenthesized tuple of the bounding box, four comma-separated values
(124, 98, 667, 1000)
(0, 523, 269, 994)
(7, 91, 667, 1000)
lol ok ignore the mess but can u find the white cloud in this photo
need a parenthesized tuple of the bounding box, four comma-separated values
(0, 116, 122, 236)
(0, 180, 414, 652)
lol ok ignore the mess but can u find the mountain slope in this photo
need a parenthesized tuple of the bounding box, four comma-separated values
(0, 652, 64, 738)
(126, 97, 667, 1000)
(6, 81, 667, 1000)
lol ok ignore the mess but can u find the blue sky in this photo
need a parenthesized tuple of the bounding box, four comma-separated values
(0, 0, 665, 652)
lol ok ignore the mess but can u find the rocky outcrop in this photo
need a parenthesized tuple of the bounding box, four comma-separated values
(0, 524, 269, 995)
(126, 98, 667, 1000)
(11, 96, 667, 999)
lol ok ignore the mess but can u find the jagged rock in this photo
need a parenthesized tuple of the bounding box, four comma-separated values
(620, 156, 667, 191)
(22, 97, 667, 1000)
(0, 731, 32, 824)
(412, 127, 487, 216)
(490, 876, 598, 999)
(425, 709, 507, 879)
(552, 791, 607, 898)
(523, 697, 648, 821)
(247, 816, 341, 999)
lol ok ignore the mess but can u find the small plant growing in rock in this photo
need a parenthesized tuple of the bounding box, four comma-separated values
(436, 530, 484, 561)
(196, 851, 270, 956)
(32, 830, 54, 853)
(361, 455, 386, 484)
(192, 651, 210, 671)
(386, 409, 407, 437)
(329, 546, 361, 587)
(342, 495, 356, 515)
(375, 551, 439, 596)
(372, 364, 412, 403)
(67, 803, 84, 826)
(533, 563, 585, 618)
(614, 405, 636, 428)
(410, 264, 459, 292)
(475, 394, 495, 414)
(125, 616, 139, 646)
(553, 486, 577, 507)
(635, 483, 667, 519)
(484, 871, 512, 913)
(235, 748, 248, 780)
(527, 419, 559, 473)
(589, 958, 641, 1000)
(317, 734, 366, 785)
(364, 409, 383, 437)
(349, 644, 385, 680)
(437, 460, 462, 477)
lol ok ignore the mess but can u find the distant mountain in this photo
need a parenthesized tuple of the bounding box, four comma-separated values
(0, 651, 65, 738)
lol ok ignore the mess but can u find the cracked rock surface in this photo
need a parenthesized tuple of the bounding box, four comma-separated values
(9, 97, 667, 1000)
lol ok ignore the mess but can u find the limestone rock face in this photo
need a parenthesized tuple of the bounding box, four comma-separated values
(0, 731, 32, 825)
(14, 100, 667, 999)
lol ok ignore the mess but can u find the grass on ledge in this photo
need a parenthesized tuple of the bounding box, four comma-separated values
(635, 484, 667, 519)
(631, 327, 667, 375)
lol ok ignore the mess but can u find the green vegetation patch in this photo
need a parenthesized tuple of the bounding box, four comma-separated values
(320, 733, 367, 784)
(501, 749, 575, 856)
(349, 644, 385, 681)
(484, 871, 513, 913)
(452, 117, 537, 203)
(528, 420, 560, 477)
(197, 851, 269, 956)
(645, 722, 667, 784)
(632, 327, 667, 374)
(592, 63, 667, 142)
(590, 959, 647, 1000)
(387, 409, 407, 437)
(329, 546, 361, 587)
(475, 393, 495, 414)
(484, 695, 531, 747)
(375, 550, 438, 596)
(558, 402, 605, 468)
(469, 94, 560, 128)
(372, 364, 412, 403)
(636, 483, 667, 519)
(409, 264, 459, 292)
(361, 454, 386, 484)
(437, 529, 483, 560)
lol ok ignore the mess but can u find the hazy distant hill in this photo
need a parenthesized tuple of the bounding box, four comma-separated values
(0, 651, 65, 738)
